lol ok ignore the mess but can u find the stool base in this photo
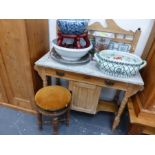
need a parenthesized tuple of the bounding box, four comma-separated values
(36, 106, 70, 135)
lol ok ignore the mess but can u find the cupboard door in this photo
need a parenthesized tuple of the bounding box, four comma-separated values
(0, 20, 34, 110)
(69, 81, 102, 114)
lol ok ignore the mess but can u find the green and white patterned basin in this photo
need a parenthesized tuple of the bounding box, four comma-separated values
(94, 50, 147, 77)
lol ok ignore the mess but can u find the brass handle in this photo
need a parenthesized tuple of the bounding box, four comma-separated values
(56, 71, 65, 76)
(104, 79, 115, 86)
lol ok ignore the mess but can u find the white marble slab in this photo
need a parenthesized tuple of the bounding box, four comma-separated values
(35, 52, 144, 85)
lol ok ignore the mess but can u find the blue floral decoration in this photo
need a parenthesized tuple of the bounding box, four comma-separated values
(57, 19, 89, 35)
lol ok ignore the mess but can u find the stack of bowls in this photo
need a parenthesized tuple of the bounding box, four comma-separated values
(52, 19, 92, 61)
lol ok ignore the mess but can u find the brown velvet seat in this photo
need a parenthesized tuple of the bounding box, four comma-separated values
(35, 86, 71, 111)
(34, 86, 71, 134)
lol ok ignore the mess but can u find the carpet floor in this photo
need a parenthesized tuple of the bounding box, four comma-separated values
(0, 106, 129, 135)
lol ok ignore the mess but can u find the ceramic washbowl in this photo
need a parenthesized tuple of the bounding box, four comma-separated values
(52, 39, 93, 61)
(94, 50, 147, 77)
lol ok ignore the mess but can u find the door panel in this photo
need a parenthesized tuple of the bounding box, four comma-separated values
(69, 81, 101, 114)
(0, 20, 34, 109)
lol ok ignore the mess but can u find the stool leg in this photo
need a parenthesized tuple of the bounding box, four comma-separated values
(66, 109, 70, 127)
(52, 117, 59, 135)
(37, 112, 43, 130)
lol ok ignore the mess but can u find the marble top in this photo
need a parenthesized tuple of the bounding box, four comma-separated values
(35, 52, 144, 86)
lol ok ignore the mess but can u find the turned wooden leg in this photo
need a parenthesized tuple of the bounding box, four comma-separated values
(112, 85, 143, 131)
(37, 112, 43, 130)
(112, 92, 129, 130)
(128, 124, 143, 135)
(52, 117, 59, 135)
(42, 75, 48, 87)
(66, 109, 70, 127)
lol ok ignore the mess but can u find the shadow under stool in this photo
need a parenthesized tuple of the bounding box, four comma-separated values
(34, 86, 71, 134)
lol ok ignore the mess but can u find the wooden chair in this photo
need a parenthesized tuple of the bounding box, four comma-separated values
(35, 85, 71, 134)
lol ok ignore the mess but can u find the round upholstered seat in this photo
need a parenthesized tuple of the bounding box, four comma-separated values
(35, 86, 71, 111)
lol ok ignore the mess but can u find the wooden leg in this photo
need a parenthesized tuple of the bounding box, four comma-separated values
(112, 92, 129, 130)
(112, 85, 143, 131)
(113, 90, 121, 115)
(128, 124, 143, 135)
(52, 117, 59, 135)
(66, 109, 70, 127)
(37, 112, 43, 130)
(43, 75, 48, 87)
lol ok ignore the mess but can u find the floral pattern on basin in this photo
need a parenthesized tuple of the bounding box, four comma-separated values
(101, 52, 138, 64)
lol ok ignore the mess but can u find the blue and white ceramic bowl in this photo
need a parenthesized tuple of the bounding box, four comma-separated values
(57, 19, 89, 35)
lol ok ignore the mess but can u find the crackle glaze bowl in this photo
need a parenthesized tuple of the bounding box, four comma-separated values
(94, 50, 147, 77)
(52, 39, 93, 61)
(57, 19, 89, 35)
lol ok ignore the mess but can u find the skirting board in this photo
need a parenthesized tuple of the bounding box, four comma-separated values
(0, 102, 37, 115)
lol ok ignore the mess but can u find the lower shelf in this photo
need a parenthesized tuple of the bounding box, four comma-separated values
(97, 100, 118, 113)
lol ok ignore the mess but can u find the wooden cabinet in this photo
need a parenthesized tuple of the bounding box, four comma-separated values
(69, 81, 102, 114)
(0, 20, 49, 113)
(128, 23, 155, 134)
(140, 40, 155, 110)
